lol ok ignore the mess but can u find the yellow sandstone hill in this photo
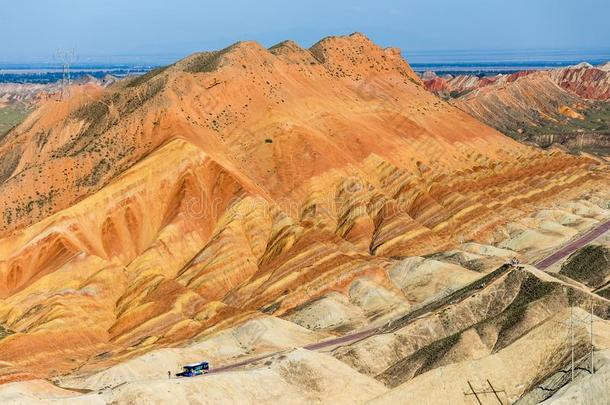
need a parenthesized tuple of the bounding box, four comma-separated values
(0, 33, 607, 383)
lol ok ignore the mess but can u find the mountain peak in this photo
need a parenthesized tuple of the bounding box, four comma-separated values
(269, 40, 303, 54)
(570, 61, 593, 69)
(308, 33, 419, 82)
(598, 61, 610, 72)
(173, 40, 273, 74)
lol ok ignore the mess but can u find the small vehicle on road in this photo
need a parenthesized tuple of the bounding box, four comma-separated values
(509, 257, 520, 266)
(176, 362, 209, 377)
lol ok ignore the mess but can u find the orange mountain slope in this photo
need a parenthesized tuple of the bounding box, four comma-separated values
(0, 33, 607, 381)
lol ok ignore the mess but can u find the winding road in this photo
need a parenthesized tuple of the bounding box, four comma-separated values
(207, 219, 610, 375)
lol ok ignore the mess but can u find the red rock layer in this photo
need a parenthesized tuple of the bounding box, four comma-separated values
(423, 63, 609, 101)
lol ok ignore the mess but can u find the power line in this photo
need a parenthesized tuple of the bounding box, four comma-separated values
(590, 300, 594, 374)
(532, 300, 600, 399)
(570, 305, 574, 381)
(548, 320, 607, 342)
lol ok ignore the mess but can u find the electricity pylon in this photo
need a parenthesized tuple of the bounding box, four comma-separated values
(56, 48, 76, 100)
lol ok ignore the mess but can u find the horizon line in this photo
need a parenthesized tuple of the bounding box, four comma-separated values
(0, 47, 609, 67)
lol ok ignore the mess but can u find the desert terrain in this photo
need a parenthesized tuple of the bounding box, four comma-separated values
(0, 33, 609, 404)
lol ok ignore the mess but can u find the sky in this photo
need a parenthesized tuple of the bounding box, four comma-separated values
(1, 0, 609, 64)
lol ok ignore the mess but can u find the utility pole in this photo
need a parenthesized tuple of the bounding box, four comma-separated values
(566, 300, 596, 380)
(463, 380, 505, 404)
(466, 380, 483, 405)
(487, 380, 504, 405)
(539, 303, 598, 394)
(590, 300, 594, 374)
(570, 305, 574, 382)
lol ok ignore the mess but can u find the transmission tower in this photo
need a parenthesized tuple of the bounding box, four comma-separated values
(55, 48, 76, 100)
(567, 300, 596, 380)
(535, 301, 600, 396)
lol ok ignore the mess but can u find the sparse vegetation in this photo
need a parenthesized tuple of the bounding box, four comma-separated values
(0, 143, 23, 184)
(126, 65, 169, 88)
(0, 104, 31, 140)
(0, 324, 12, 341)
(463, 89, 610, 155)
(181, 46, 239, 74)
(559, 245, 610, 288)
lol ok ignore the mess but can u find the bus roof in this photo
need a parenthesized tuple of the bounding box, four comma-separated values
(184, 362, 208, 368)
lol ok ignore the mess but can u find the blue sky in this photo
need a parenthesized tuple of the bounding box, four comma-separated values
(1, 0, 609, 63)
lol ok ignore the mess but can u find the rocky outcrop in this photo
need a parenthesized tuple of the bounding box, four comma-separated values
(529, 132, 610, 155)
(550, 63, 610, 100)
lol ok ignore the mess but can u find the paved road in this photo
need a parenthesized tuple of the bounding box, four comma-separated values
(204, 219, 610, 375)
(206, 269, 518, 374)
(209, 353, 277, 374)
(534, 219, 610, 270)
(209, 327, 380, 374)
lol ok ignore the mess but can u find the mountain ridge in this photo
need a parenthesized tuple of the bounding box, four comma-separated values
(0, 33, 607, 384)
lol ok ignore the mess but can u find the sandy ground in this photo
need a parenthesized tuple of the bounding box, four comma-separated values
(3, 349, 388, 405)
(387, 258, 481, 305)
(285, 256, 485, 335)
(60, 316, 328, 391)
(10, 306, 607, 404)
(286, 292, 368, 332)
